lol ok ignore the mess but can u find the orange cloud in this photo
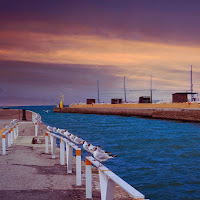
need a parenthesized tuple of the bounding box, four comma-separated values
(0, 30, 200, 92)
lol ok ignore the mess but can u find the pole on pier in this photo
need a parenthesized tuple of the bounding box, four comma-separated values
(35, 123, 38, 136)
(51, 135, 56, 159)
(76, 148, 82, 186)
(97, 80, 100, 103)
(11, 128, 14, 142)
(8, 130, 11, 147)
(16, 123, 19, 137)
(191, 65, 193, 102)
(45, 133, 49, 154)
(66, 142, 73, 173)
(85, 157, 92, 198)
(6, 133, 8, 150)
(150, 75, 153, 103)
(124, 76, 127, 103)
(2, 134, 6, 155)
(13, 126, 16, 139)
(99, 169, 115, 200)
(60, 139, 65, 165)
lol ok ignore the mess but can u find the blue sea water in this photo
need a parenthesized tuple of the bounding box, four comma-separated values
(8, 105, 200, 200)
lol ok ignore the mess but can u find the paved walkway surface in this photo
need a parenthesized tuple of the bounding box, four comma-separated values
(0, 110, 133, 200)
(0, 121, 102, 200)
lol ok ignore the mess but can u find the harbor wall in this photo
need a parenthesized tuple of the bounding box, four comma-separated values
(53, 106, 200, 122)
(69, 102, 200, 109)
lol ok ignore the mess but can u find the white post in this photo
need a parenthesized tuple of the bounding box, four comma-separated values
(35, 122, 38, 136)
(6, 133, 8, 150)
(16, 123, 19, 136)
(66, 143, 73, 173)
(99, 169, 108, 200)
(99, 169, 115, 200)
(105, 178, 115, 200)
(8, 131, 11, 147)
(76, 148, 82, 186)
(11, 128, 14, 143)
(2, 134, 6, 155)
(60, 139, 65, 165)
(85, 157, 92, 199)
(45, 133, 49, 154)
(14, 126, 17, 139)
(51, 135, 56, 159)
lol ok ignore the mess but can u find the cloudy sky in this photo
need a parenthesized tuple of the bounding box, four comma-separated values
(1, 0, 200, 106)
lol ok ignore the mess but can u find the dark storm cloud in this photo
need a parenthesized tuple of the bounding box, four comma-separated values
(1, 0, 200, 45)
(0, 60, 121, 88)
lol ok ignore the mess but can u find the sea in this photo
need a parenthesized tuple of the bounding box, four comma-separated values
(5, 105, 200, 200)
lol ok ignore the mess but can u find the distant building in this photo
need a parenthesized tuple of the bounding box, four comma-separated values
(111, 98, 122, 104)
(87, 99, 96, 104)
(172, 92, 196, 103)
(139, 96, 151, 103)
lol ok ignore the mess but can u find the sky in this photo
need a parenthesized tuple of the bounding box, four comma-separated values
(1, 0, 200, 106)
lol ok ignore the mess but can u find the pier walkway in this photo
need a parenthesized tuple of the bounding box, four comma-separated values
(0, 121, 99, 200)
(0, 112, 136, 200)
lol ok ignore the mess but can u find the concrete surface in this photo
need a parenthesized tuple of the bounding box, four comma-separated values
(0, 121, 133, 200)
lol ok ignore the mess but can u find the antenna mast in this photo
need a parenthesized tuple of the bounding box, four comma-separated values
(150, 75, 153, 103)
(191, 65, 193, 102)
(124, 76, 127, 103)
(97, 80, 100, 103)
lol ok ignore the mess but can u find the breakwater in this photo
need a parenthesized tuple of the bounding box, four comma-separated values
(53, 107, 200, 122)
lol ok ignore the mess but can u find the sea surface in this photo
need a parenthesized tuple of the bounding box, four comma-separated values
(7, 105, 200, 200)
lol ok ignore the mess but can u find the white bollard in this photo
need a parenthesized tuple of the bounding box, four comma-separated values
(35, 123, 38, 136)
(66, 143, 73, 173)
(99, 169, 115, 200)
(14, 126, 17, 139)
(51, 135, 56, 159)
(85, 157, 92, 199)
(16, 123, 19, 136)
(60, 139, 65, 165)
(45, 133, 49, 154)
(6, 133, 8, 150)
(8, 131, 12, 147)
(11, 128, 14, 143)
(2, 134, 6, 155)
(76, 148, 82, 186)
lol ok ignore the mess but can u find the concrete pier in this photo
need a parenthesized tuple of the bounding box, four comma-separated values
(0, 110, 134, 199)
(54, 107, 200, 122)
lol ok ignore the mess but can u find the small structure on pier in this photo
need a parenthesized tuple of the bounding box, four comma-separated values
(87, 99, 96, 104)
(172, 92, 196, 103)
(111, 98, 122, 104)
(60, 93, 64, 108)
(139, 96, 151, 103)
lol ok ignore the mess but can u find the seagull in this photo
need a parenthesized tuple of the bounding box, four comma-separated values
(74, 136, 84, 147)
(57, 129, 65, 134)
(6, 126, 11, 131)
(43, 110, 50, 113)
(70, 134, 76, 142)
(64, 131, 70, 138)
(66, 133, 72, 140)
(83, 141, 91, 155)
(47, 126, 53, 132)
(52, 127, 58, 133)
(83, 141, 89, 151)
(93, 147, 117, 167)
(96, 146, 111, 154)
(88, 144, 96, 154)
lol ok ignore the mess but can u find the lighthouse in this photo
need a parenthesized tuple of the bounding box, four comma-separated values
(60, 92, 64, 108)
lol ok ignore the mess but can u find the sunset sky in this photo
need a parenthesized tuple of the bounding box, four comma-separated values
(1, 0, 200, 106)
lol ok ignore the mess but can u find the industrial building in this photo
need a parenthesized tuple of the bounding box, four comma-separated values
(139, 96, 151, 103)
(111, 98, 122, 104)
(172, 92, 196, 103)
